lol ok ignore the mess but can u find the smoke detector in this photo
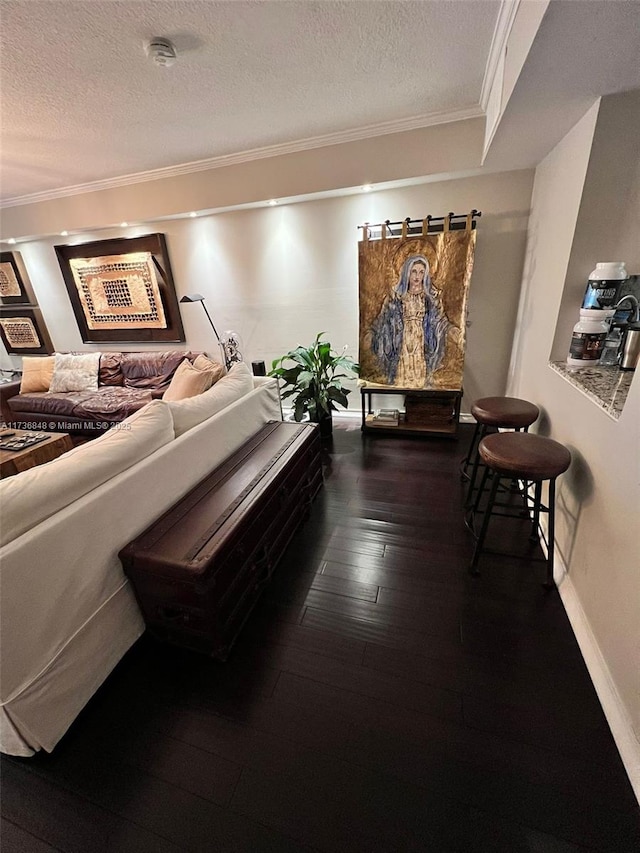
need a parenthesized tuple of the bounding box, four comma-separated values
(145, 37, 177, 67)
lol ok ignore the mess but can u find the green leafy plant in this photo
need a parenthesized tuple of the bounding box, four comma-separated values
(270, 333, 359, 423)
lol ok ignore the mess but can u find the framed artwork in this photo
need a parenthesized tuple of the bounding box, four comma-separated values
(0, 306, 54, 355)
(0, 252, 37, 305)
(55, 233, 185, 343)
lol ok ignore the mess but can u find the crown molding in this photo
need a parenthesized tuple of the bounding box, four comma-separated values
(480, 0, 521, 112)
(1, 105, 483, 209)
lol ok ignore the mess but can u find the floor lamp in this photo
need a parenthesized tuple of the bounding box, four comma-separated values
(179, 293, 230, 369)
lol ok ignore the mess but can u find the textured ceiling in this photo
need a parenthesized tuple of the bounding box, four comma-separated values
(0, 0, 500, 202)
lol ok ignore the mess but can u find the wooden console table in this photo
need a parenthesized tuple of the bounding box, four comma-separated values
(120, 421, 323, 660)
(0, 429, 74, 478)
(361, 386, 462, 438)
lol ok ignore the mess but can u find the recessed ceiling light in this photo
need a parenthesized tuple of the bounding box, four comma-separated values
(189, 211, 197, 218)
(60, 230, 69, 236)
(7, 238, 16, 244)
(361, 184, 373, 192)
(268, 199, 278, 206)
(120, 222, 129, 228)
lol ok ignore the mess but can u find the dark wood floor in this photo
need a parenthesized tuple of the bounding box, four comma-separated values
(2, 422, 639, 852)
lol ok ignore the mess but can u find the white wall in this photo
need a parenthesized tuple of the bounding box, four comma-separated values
(4, 169, 534, 412)
(508, 93, 640, 796)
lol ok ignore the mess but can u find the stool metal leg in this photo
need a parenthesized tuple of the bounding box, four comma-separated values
(469, 470, 500, 575)
(472, 464, 491, 515)
(460, 421, 481, 482)
(465, 424, 488, 506)
(544, 478, 557, 590)
(464, 464, 489, 537)
(529, 480, 542, 543)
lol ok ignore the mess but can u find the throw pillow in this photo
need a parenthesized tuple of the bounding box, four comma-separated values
(49, 352, 101, 393)
(162, 356, 223, 402)
(168, 361, 254, 436)
(19, 356, 55, 393)
(193, 353, 225, 383)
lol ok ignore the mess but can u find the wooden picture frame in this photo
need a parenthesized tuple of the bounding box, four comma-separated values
(0, 306, 54, 355)
(55, 233, 185, 343)
(0, 252, 37, 305)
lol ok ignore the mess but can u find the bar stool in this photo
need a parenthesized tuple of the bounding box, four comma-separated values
(469, 432, 571, 588)
(462, 396, 540, 506)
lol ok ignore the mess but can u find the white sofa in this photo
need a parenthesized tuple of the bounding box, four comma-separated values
(0, 364, 282, 757)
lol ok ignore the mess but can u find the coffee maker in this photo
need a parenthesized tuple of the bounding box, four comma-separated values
(620, 322, 640, 371)
(611, 295, 640, 371)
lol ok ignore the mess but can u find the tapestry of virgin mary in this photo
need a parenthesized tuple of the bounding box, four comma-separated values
(358, 229, 476, 390)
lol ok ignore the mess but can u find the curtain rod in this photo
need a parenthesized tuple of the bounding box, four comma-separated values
(359, 210, 481, 239)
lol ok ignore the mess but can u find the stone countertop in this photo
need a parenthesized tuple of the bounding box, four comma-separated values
(549, 361, 634, 420)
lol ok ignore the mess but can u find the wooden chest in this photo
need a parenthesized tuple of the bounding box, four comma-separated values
(119, 421, 322, 659)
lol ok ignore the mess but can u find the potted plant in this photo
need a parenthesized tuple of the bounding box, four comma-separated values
(270, 333, 359, 436)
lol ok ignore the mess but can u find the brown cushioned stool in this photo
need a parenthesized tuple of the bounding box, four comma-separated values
(462, 396, 540, 506)
(469, 432, 571, 588)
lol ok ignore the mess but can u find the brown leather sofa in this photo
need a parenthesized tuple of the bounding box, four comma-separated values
(1, 351, 202, 434)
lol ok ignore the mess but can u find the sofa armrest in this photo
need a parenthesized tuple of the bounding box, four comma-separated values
(0, 380, 21, 426)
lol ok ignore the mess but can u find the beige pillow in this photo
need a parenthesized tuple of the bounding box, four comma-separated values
(49, 352, 101, 393)
(162, 356, 222, 402)
(20, 356, 55, 393)
(0, 400, 174, 547)
(193, 353, 225, 383)
(168, 361, 254, 436)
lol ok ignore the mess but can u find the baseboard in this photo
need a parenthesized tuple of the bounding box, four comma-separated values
(332, 410, 361, 421)
(284, 408, 475, 424)
(281, 407, 358, 422)
(537, 517, 640, 804)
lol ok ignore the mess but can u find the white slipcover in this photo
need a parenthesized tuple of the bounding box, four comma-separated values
(0, 378, 282, 756)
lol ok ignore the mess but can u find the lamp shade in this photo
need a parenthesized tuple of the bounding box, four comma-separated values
(179, 293, 222, 344)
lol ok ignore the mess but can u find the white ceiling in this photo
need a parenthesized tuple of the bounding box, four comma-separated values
(0, 0, 501, 203)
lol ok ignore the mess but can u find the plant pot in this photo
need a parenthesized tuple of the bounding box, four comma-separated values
(315, 414, 333, 438)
